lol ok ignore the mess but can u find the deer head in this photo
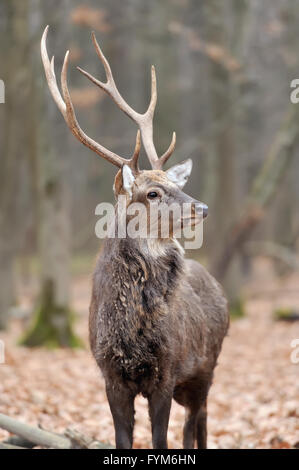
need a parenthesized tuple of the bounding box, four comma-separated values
(41, 26, 208, 237)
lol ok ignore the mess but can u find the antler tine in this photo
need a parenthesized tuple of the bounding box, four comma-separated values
(158, 132, 176, 169)
(41, 26, 140, 170)
(41, 26, 66, 117)
(146, 65, 157, 118)
(131, 130, 141, 172)
(91, 31, 112, 82)
(77, 33, 140, 122)
(139, 65, 159, 169)
(77, 33, 175, 170)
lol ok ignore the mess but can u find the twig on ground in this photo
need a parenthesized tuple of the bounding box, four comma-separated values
(0, 413, 114, 449)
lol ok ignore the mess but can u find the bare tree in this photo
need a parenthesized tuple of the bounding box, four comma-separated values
(21, 0, 80, 347)
(211, 105, 299, 282)
(0, 0, 31, 328)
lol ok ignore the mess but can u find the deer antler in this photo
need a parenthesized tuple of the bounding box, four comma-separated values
(41, 26, 141, 172)
(76, 32, 176, 170)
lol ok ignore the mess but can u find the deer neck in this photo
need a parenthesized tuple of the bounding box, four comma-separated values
(96, 235, 184, 383)
(104, 234, 184, 317)
(138, 237, 185, 260)
(95, 233, 184, 379)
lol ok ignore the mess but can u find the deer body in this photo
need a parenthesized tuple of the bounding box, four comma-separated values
(41, 27, 229, 448)
(90, 234, 228, 448)
(89, 179, 228, 449)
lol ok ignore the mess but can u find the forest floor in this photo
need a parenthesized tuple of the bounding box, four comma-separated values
(0, 258, 298, 449)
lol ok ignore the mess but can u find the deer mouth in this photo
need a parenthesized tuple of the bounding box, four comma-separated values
(180, 215, 203, 228)
(181, 201, 208, 227)
(181, 204, 208, 227)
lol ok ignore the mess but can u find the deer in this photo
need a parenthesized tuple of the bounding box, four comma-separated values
(41, 26, 229, 449)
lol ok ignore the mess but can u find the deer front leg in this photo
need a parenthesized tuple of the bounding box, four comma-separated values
(196, 400, 207, 449)
(148, 389, 172, 449)
(106, 384, 135, 449)
(183, 408, 197, 449)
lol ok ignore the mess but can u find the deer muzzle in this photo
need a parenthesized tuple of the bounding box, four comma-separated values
(194, 202, 208, 219)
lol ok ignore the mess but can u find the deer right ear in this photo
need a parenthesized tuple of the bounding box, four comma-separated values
(166, 159, 193, 189)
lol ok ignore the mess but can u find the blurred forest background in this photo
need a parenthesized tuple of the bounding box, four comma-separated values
(0, 0, 298, 449)
(1, 0, 299, 334)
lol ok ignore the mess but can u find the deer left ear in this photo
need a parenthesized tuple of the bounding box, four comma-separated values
(166, 158, 193, 189)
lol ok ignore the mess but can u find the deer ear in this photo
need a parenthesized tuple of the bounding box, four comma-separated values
(121, 164, 135, 198)
(166, 159, 193, 189)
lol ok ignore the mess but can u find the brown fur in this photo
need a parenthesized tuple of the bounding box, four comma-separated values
(89, 170, 229, 449)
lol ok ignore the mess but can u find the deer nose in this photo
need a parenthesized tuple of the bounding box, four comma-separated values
(195, 202, 208, 219)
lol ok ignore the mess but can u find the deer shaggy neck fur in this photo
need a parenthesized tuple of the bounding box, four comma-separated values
(90, 237, 183, 396)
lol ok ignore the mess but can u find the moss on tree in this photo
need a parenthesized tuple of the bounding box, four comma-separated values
(20, 280, 83, 348)
(274, 308, 299, 322)
(229, 297, 245, 319)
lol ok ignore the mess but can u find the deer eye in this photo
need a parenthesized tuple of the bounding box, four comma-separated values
(147, 191, 159, 200)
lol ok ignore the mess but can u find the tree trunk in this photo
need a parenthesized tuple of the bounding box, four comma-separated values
(21, 0, 80, 347)
(201, 1, 240, 309)
(0, 0, 31, 328)
(211, 105, 299, 284)
(0, 251, 15, 329)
